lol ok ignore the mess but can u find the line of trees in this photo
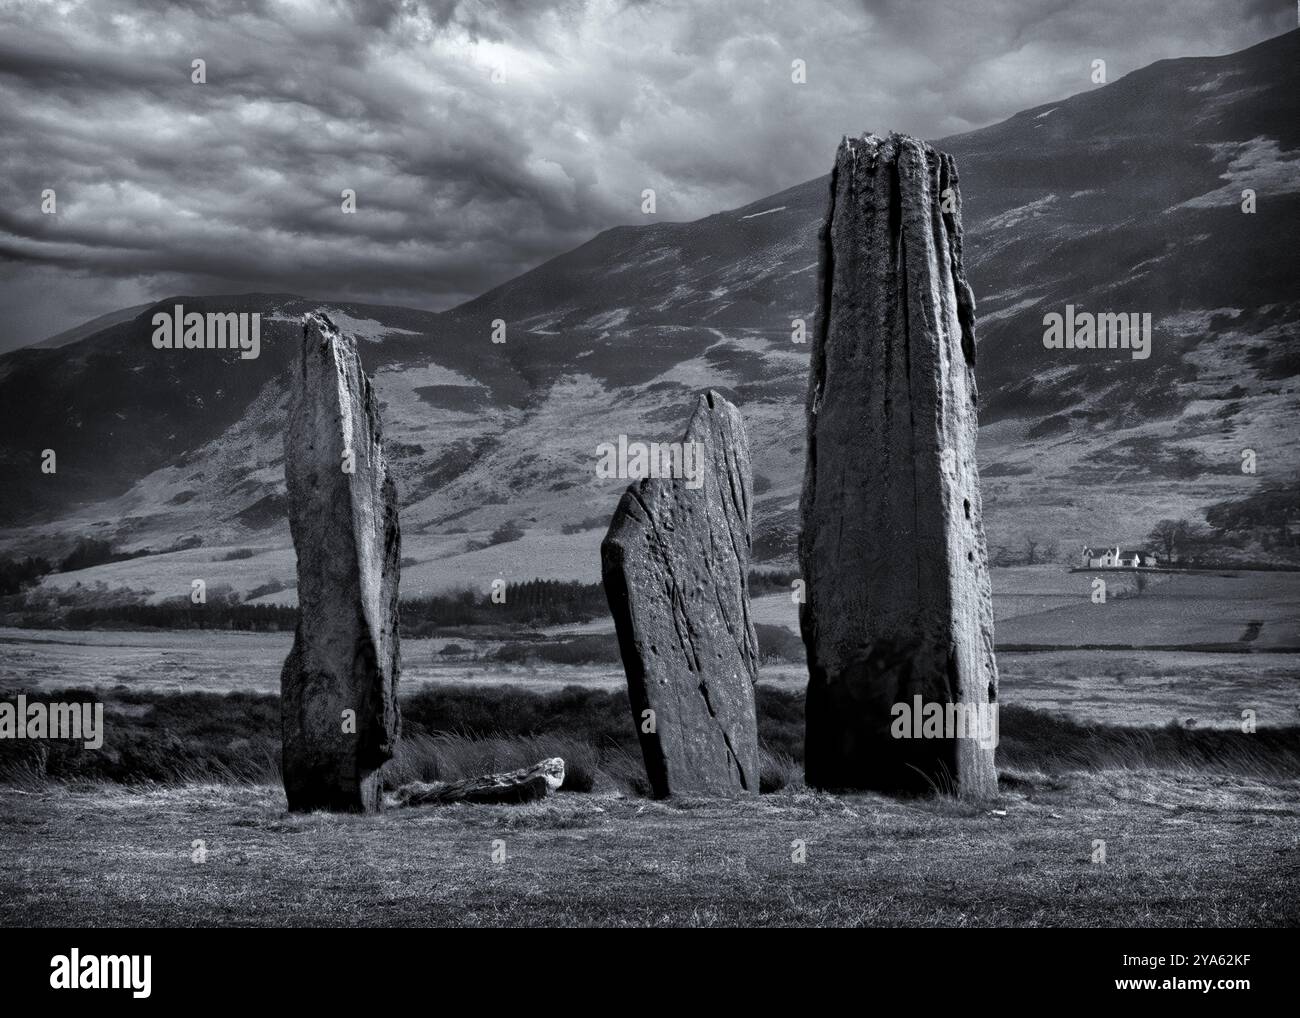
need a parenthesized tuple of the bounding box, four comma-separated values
(990, 538, 1062, 567)
(1147, 518, 1200, 564)
(0, 555, 50, 596)
(1204, 480, 1300, 553)
(7, 568, 821, 634)
(64, 601, 299, 631)
(748, 568, 801, 594)
(400, 579, 609, 634)
(0, 534, 212, 597)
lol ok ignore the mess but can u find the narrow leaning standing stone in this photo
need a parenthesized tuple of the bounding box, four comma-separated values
(281, 312, 401, 813)
(602, 390, 760, 798)
(800, 133, 998, 798)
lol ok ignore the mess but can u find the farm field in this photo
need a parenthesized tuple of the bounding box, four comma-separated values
(994, 571, 1300, 650)
(749, 567, 1168, 630)
(25, 559, 1297, 647)
(1, 641, 1295, 731)
(18, 553, 1195, 612)
(0, 628, 608, 696)
(709, 567, 1298, 650)
(3, 567, 1297, 728)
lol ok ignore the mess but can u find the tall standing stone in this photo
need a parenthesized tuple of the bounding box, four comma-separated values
(281, 312, 401, 812)
(800, 133, 998, 797)
(602, 390, 760, 798)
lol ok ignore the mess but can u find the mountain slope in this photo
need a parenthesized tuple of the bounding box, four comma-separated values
(0, 31, 1296, 597)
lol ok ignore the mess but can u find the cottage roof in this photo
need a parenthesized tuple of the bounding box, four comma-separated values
(1084, 546, 1155, 558)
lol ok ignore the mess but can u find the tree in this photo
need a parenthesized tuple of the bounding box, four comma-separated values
(1205, 479, 1300, 548)
(1177, 521, 1212, 566)
(57, 537, 118, 573)
(1023, 537, 1039, 566)
(1148, 519, 1189, 563)
(488, 519, 525, 546)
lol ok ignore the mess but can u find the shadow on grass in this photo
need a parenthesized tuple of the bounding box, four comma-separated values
(2, 685, 1296, 793)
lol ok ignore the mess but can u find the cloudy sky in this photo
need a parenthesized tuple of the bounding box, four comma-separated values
(0, 0, 1290, 350)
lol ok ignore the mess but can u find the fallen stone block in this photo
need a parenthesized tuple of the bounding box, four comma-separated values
(391, 757, 566, 806)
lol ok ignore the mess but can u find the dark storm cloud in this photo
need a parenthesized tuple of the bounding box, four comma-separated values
(0, 0, 1291, 348)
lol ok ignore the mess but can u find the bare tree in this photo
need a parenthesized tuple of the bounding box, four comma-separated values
(1147, 518, 1188, 563)
(1024, 536, 1039, 566)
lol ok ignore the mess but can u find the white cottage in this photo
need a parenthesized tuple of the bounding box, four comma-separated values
(1081, 546, 1158, 568)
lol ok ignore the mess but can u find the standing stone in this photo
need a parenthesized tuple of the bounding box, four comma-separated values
(602, 391, 760, 798)
(281, 312, 401, 812)
(800, 133, 998, 798)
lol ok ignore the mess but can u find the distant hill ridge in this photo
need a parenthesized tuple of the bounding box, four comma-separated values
(0, 31, 1296, 596)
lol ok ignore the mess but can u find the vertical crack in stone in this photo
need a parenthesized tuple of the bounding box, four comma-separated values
(696, 678, 749, 791)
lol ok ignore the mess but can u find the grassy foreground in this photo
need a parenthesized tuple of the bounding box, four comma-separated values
(2, 769, 1297, 927)
(4, 684, 1298, 926)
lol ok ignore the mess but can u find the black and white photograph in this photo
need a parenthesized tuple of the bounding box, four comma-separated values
(0, 0, 1296, 981)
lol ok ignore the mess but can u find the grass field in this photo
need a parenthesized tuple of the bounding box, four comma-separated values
(2, 679, 1297, 927)
(2, 771, 1296, 927)
(3, 628, 1296, 729)
(994, 571, 1300, 650)
(3, 565, 1298, 927)
(2, 681, 1296, 928)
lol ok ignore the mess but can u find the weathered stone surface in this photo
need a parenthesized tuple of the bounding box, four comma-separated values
(281, 312, 401, 813)
(800, 133, 998, 797)
(390, 758, 565, 807)
(602, 390, 760, 798)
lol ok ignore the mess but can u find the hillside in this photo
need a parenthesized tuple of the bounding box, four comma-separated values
(0, 31, 1296, 598)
